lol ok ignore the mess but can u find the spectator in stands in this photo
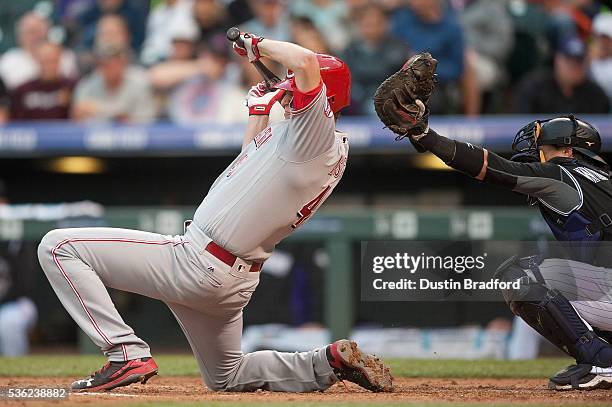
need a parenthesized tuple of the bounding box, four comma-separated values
(194, 0, 230, 47)
(0, 0, 40, 53)
(169, 23, 199, 62)
(460, 0, 513, 101)
(163, 36, 246, 124)
(505, 0, 551, 85)
(0, 12, 78, 90)
(290, 16, 330, 54)
(513, 36, 609, 113)
(542, 0, 600, 46)
(72, 43, 155, 123)
(590, 13, 612, 106)
(342, 4, 407, 115)
(147, 20, 200, 118)
(140, 0, 196, 66)
(54, 0, 97, 26)
(343, 0, 368, 38)
(226, 0, 254, 27)
(241, 0, 290, 41)
(0, 79, 8, 124)
(148, 36, 214, 93)
(76, 0, 147, 52)
(542, 0, 580, 45)
(9, 42, 75, 120)
(95, 13, 131, 49)
(290, 0, 349, 52)
(390, 0, 465, 114)
(77, 14, 132, 75)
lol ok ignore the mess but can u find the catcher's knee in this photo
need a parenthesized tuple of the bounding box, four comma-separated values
(495, 255, 548, 306)
(496, 255, 612, 366)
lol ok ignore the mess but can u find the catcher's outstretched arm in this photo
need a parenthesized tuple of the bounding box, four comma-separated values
(371, 51, 581, 212)
(419, 129, 581, 212)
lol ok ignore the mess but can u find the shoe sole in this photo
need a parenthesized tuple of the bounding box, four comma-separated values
(334, 339, 393, 392)
(72, 366, 158, 392)
(549, 375, 612, 391)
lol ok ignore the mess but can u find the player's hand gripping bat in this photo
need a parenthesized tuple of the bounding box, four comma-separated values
(226, 27, 281, 91)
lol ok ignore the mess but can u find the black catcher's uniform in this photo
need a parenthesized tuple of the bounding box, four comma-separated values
(484, 155, 612, 266)
(415, 117, 612, 390)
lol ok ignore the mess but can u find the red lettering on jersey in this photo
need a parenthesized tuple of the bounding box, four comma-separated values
(329, 155, 347, 179)
(292, 186, 331, 229)
(226, 153, 248, 177)
(254, 127, 273, 149)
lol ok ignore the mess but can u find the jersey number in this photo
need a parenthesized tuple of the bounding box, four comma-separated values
(292, 186, 331, 229)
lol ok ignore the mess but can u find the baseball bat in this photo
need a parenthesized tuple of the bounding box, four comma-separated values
(226, 27, 281, 90)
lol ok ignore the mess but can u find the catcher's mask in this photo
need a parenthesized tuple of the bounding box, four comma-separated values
(273, 53, 351, 114)
(511, 115, 607, 167)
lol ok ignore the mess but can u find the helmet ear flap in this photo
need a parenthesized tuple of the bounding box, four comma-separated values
(315, 53, 350, 113)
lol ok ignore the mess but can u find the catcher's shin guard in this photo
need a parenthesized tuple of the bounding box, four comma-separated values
(495, 256, 612, 367)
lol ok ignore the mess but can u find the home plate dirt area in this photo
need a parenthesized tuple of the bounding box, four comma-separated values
(1, 376, 611, 406)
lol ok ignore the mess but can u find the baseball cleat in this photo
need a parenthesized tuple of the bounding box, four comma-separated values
(326, 339, 393, 392)
(71, 357, 158, 392)
(548, 364, 612, 390)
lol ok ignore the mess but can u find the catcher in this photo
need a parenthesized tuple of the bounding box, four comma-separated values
(375, 54, 612, 390)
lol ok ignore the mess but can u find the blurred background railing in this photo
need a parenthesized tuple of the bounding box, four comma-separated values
(1, 115, 612, 155)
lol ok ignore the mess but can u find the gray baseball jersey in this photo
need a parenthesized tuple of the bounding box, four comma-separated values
(37, 82, 347, 392)
(194, 84, 349, 261)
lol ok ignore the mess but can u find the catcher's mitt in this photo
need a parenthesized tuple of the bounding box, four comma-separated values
(373, 52, 438, 145)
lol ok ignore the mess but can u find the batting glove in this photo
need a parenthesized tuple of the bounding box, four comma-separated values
(246, 81, 286, 115)
(232, 32, 264, 62)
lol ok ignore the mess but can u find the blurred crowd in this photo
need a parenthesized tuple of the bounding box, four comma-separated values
(0, 0, 610, 125)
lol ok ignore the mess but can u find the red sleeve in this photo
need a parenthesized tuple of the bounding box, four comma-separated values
(291, 80, 323, 110)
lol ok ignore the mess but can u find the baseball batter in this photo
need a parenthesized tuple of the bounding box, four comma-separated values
(37, 33, 392, 393)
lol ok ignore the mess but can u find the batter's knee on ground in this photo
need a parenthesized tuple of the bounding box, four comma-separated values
(205, 355, 246, 392)
(206, 380, 230, 392)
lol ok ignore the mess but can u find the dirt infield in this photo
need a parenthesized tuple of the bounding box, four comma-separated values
(1, 376, 611, 405)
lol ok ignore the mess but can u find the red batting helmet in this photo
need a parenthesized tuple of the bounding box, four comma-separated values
(274, 53, 351, 114)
